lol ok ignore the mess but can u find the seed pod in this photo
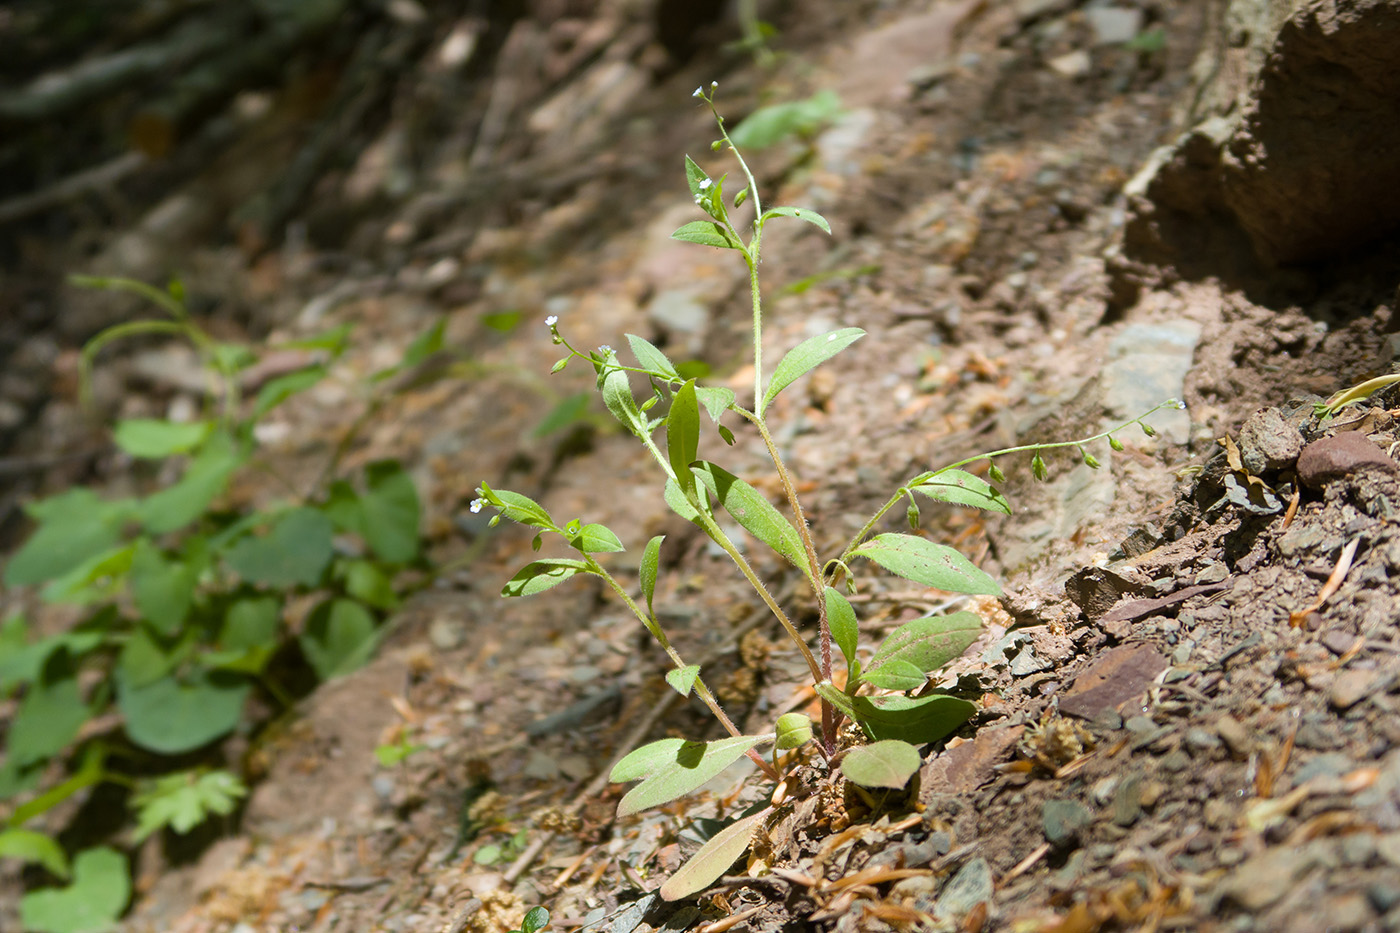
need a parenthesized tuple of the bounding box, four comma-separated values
(988, 462, 1006, 484)
(1031, 452, 1048, 481)
(1109, 435, 1124, 452)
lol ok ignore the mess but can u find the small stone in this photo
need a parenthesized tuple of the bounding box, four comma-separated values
(1043, 798, 1094, 847)
(1112, 773, 1144, 826)
(1297, 432, 1398, 489)
(1368, 882, 1400, 913)
(428, 616, 464, 650)
(1124, 715, 1157, 737)
(934, 857, 994, 923)
(1321, 630, 1359, 656)
(1195, 561, 1230, 585)
(1340, 833, 1377, 866)
(1159, 749, 1191, 772)
(1378, 832, 1400, 867)
(1237, 407, 1304, 474)
(372, 775, 395, 800)
(1185, 728, 1221, 753)
(1084, 6, 1143, 44)
(1216, 846, 1316, 911)
(1215, 714, 1251, 757)
(1330, 668, 1378, 711)
(1047, 50, 1092, 77)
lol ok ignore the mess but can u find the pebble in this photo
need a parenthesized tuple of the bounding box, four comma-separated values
(1159, 749, 1191, 772)
(1185, 728, 1222, 753)
(1237, 406, 1304, 474)
(1085, 6, 1143, 44)
(1043, 798, 1094, 847)
(1297, 432, 1398, 489)
(1368, 882, 1400, 913)
(1215, 845, 1316, 910)
(372, 775, 395, 800)
(1330, 668, 1378, 711)
(1215, 714, 1252, 757)
(1111, 773, 1144, 826)
(935, 857, 994, 922)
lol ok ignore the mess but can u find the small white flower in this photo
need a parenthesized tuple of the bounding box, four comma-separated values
(710, 81, 718, 89)
(598, 344, 613, 354)
(693, 87, 703, 99)
(698, 178, 713, 191)
(695, 194, 704, 204)
(469, 498, 486, 514)
(545, 314, 558, 327)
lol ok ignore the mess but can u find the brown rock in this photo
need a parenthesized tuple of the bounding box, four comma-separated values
(1296, 432, 1398, 488)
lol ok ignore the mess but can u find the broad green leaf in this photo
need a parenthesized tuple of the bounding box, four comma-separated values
(663, 477, 706, 525)
(813, 681, 859, 721)
(341, 559, 400, 609)
(761, 206, 832, 235)
(729, 89, 842, 149)
(625, 334, 680, 379)
(219, 597, 280, 650)
(521, 906, 551, 933)
(9, 657, 88, 767)
(760, 327, 865, 415)
(19, 846, 129, 933)
(118, 624, 185, 689)
(840, 740, 921, 789)
(501, 559, 589, 597)
(911, 470, 1011, 514)
(692, 462, 807, 571)
(640, 535, 664, 615)
(0, 828, 69, 878)
(852, 534, 1001, 596)
(137, 431, 243, 534)
(113, 418, 211, 458)
(852, 694, 977, 745)
(870, 612, 982, 676)
(612, 734, 767, 817)
(129, 539, 198, 635)
(39, 543, 134, 606)
(253, 364, 327, 419)
(568, 523, 624, 554)
(480, 483, 555, 529)
(775, 712, 814, 749)
(824, 587, 858, 670)
(694, 386, 735, 424)
(118, 670, 250, 754)
(861, 659, 927, 692)
(0, 629, 103, 695)
(670, 220, 741, 250)
(666, 665, 700, 697)
(596, 353, 648, 437)
(4, 488, 133, 586)
(659, 809, 767, 901)
(224, 507, 334, 587)
(299, 599, 379, 681)
(361, 460, 420, 563)
(132, 770, 247, 841)
(684, 155, 708, 198)
(668, 380, 700, 490)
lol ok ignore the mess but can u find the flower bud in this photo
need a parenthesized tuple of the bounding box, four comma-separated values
(1031, 452, 1048, 481)
(988, 462, 1006, 484)
(1108, 435, 1124, 452)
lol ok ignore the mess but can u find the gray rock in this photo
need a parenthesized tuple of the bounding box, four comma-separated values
(1238, 407, 1304, 474)
(1101, 321, 1199, 444)
(1085, 7, 1143, 45)
(935, 857, 994, 923)
(1043, 798, 1094, 847)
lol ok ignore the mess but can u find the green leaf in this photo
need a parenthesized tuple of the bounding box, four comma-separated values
(280, 322, 352, 356)
(625, 334, 680, 379)
(684, 155, 708, 198)
(760, 327, 865, 415)
(0, 828, 70, 878)
(482, 310, 523, 333)
(5, 745, 104, 823)
(911, 470, 1010, 514)
(668, 380, 700, 490)
(670, 220, 741, 250)
(610, 735, 767, 817)
(861, 659, 926, 692)
(692, 462, 807, 572)
(814, 680, 859, 721)
(4, 489, 134, 587)
(775, 712, 813, 750)
(840, 740, 922, 789)
(480, 483, 555, 530)
(361, 460, 421, 563)
(19, 846, 129, 933)
(520, 906, 551, 933)
(824, 587, 858, 670)
(533, 392, 591, 437)
(869, 611, 982, 678)
(219, 597, 280, 650)
(224, 507, 334, 587)
(118, 670, 250, 754)
(253, 364, 327, 420)
(402, 317, 447, 368)
(596, 352, 648, 437)
(761, 206, 832, 235)
(113, 419, 211, 458)
(131, 769, 247, 841)
(659, 809, 767, 901)
(340, 560, 400, 610)
(129, 539, 198, 635)
(501, 559, 589, 597)
(137, 431, 243, 534)
(852, 694, 976, 745)
(118, 623, 186, 689)
(694, 386, 735, 424)
(663, 477, 707, 525)
(666, 665, 700, 697)
(640, 535, 664, 615)
(852, 534, 1001, 596)
(729, 89, 842, 149)
(299, 599, 379, 681)
(568, 523, 624, 554)
(38, 544, 134, 606)
(8, 656, 88, 767)
(0, 628, 103, 696)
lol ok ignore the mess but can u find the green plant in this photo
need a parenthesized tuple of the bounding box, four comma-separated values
(472, 86, 1180, 901)
(0, 278, 430, 931)
(510, 906, 550, 933)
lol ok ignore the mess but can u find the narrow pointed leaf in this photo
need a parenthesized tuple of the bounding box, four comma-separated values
(852, 534, 1001, 596)
(614, 734, 767, 817)
(626, 334, 680, 379)
(692, 462, 807, 571)
(113, 419, 211, 458)
(694, 386, 735, 424)
(501, 559, 589, 597)
(568, 523, 624, 554)
(814, 681, 859, 721)
(911, 470, 1010, 514)
(660, 809, 768, 901)
(761, 206, 832, 234)
(852, 694, 976, 744)
(610, 737, 688, 783)
(664, 478, 706, 524)
(870, 611, 982, 675)
(760, 328, 865, 415)
(666, 664, 700, 697)
(483, 485, 554, 529)
(641, 535, 664, 615)
(841, 740, 922, 789)
(598, 355, 647, 437)
(671, 221, 741, 250)
(0, 828, 70, 878)
(861, 659, 927, 692)
(824, 587, 858, 669)
(667, 380, 700, 491)
(684, 155, 708, 198)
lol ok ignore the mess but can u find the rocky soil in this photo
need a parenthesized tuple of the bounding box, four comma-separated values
(5, 1, 1400, 931)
